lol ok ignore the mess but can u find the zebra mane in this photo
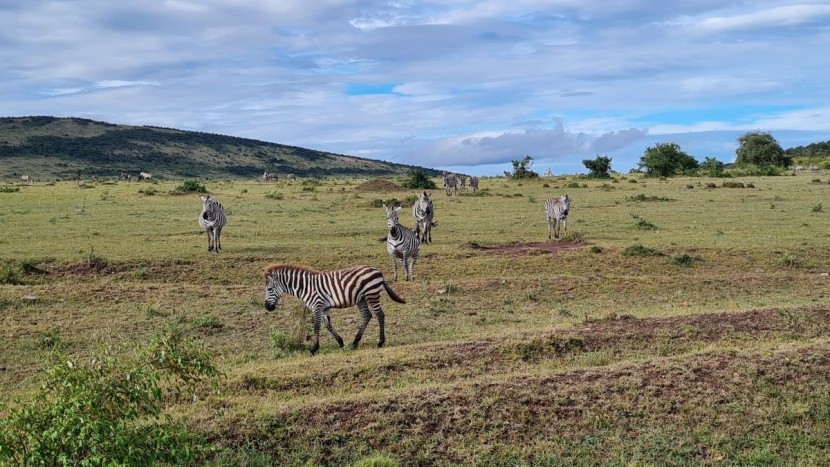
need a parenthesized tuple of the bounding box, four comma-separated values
(263, 263, 319, 277)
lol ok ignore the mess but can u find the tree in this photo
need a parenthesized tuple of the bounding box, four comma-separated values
(698, 157, 725, 177)
(638, 143, 699, 177)
(735, 131, 790, 168)
(582, 155, 612, 178)
(401, 169, 437, 189)
(510, 155, 539, 179)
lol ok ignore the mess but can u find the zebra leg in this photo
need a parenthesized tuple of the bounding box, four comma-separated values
(389, 253, 398, 281)
(216, 228, 222, 252)
(373, 304, 386, 348)
(408, 255, 417, 281)
(322, 311, 344, 349)
(207, 230, 214, 251)
(310, 310, 322, 355)
(400, 254, 410, 281)
(351, 299, 373, 349)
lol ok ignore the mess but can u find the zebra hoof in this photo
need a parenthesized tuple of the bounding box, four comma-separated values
(377, 341, 385, 348)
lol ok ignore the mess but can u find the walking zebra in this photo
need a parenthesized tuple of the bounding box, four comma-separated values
(263, 263, 406, 355)
(458, 175, 466, 190)
(384, 204, 419, 281)
(469, 176, 479, 192)
(262, 171, 277, 182)
(544, 194, 571, 240)
(20, 175, 32, 185)
(199, 195, 227, 252)
(443, 173, 457, 196)
(139, 172, 153, 181)
(411, 191, 434, 244)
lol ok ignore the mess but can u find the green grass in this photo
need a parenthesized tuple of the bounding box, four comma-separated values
(1, 174, 830, 464)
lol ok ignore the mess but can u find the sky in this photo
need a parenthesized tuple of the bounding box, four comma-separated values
(2, 1, 830, 176)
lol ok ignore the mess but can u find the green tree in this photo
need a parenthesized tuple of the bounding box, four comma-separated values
(401, 169, 437, 189)
(638, 143, 699, 177)
(699, 157, 725, 177)
(510, 155, 539, 179)
(735, 131, 791, 167)
(582, 155, 612, 178)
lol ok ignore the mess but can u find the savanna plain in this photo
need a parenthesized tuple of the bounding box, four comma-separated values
(1, 174, 829, 465)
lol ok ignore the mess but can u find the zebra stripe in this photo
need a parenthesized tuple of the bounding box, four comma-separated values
(199, 195, 227, 252)
(469, 176, 479, 192)
(411, 191, 433, 244)
(544, 194, 571, 240)
(443, 173, 457, 196)
(263, 263, 406, 355)
(384, 204, 420, 281)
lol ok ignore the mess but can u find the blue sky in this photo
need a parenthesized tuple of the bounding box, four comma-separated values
(2, 1, 829, 175)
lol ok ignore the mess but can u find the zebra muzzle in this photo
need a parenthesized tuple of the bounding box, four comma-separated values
(265, 301, 276, 311)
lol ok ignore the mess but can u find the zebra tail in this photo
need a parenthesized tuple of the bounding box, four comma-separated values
(383, 281, 406, 304)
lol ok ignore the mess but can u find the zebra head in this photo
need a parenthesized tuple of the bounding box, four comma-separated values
(384, 204, 402, 229)
(560, 194, 572, 216)
(264, 273, 285, 312)
(417, 192, 431, 209)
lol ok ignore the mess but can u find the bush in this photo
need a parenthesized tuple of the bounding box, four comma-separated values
(173, 180, 207, 194)
(401, 170, 437, 189)
(265, 191, 284, 200)
(0, 327, 219, 466)
(0, 262, 21, 285)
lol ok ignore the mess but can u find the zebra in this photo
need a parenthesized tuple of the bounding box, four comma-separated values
(119, 173, 132, 182)
(543, 168, 553, 178)
(411, 191, 434, 244)
(545, 194, 571, 240)
(263, 263, 406, 355)
(384, 204, 419, 281)
(469, 176, 479, 192)
(199, 195, 227, 252)
(283, 173, 297, 182)
(262, 171, 278, 182)
(139, 172, 153, 181)
(443, 173, 457, 196)
(20, 175, 32, 185)
(458, 175, 466, 191)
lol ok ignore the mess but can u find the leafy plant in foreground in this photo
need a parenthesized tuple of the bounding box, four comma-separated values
(0, 327, 219, 466)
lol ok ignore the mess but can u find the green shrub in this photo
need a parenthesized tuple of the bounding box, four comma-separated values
(635, 218, 658, 230)
(0, 262, 21, 285)
(673, 253, 695, 266)
(173, 180, 207, 194)
(401, 169, 437, 189)
(626, 193, 675, 202)
(0, 187, 20, 193)
(0, 327, 218, 466)
(137, 187, 157, 196)
(265, 191, 284, 200)
(812, 203, 823, 213)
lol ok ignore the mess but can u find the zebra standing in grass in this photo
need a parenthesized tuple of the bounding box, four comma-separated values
(139, 172, 153, 181)
(21, 175, 31, 185)
(545, 194, 571, 240)
(384, 204, 419, 281)
(469, 176, 479, 192)
(411, 191, 434, 244)
(199, 195, 227, 252)
(443, 173, 457, 196)
(263, 263, 406, 355)
(458, 175, 466, 191)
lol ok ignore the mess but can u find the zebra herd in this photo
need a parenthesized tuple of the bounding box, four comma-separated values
(193, 178, 571, 355)
(442, 173, 479, 196)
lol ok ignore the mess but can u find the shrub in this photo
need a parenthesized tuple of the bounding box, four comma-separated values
(264, 191, 284, 200)
(590, 246, 603, 254)
(812, 203, 823, 213)
(0, 262, 21, 285)
(0, 187, 20, 193)
(137, 187, 157, 196)
(622, 245, 665, 257)
(673, 253, 695, 266)
(626, 194, 675, 202)
(722, 181, 745, 188)
(635, 218, 658, 230)
(0, 328, 218, 466)
(401, 169, 437, 189)
(172, 180, 207, 194)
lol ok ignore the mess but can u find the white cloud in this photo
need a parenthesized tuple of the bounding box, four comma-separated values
(698, 4, 830, 31)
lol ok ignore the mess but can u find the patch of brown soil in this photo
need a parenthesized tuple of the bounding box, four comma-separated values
(467, 240, 585, 255)
(356, 179, 405, 192)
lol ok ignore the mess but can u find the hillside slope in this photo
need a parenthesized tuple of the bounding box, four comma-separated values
(0, 116, 440, 180)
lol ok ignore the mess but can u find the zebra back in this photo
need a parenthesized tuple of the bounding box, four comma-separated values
(544, 194, 571, 221)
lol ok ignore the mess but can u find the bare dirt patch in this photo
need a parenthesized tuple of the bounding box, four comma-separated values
(467, 240, 585, 255)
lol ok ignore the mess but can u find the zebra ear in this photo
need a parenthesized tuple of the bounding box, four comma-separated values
(382, 203, 389, 211)
(395, 206, 402, 213)
(200, 195, 208, 202)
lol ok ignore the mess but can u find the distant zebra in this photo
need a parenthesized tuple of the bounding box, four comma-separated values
(20, 175, 32, 185)
(263, 263, 406, 355)
(384, 204, 419, 281)
(262, 171, 277, 182)
(412, 191, 434, 244)
(199, 195, 227, 252)
(138, 172, 153, 181)
(284, 173, 297, 182)
(458, 175, 466, 190)
(119, 173, 132, 182)
(469, 176, 479, 192)
(443, 173, 457, 196)
(543, 168, 553, 178)
(545, 194, 571, 240)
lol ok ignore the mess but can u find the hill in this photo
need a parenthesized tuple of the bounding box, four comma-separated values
(0, 116, 441, 180)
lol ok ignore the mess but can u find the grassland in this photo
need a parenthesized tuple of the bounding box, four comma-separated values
(1, 174, 829, 465)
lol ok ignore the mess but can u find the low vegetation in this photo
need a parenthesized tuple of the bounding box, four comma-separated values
(1, 174, 829, 464)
